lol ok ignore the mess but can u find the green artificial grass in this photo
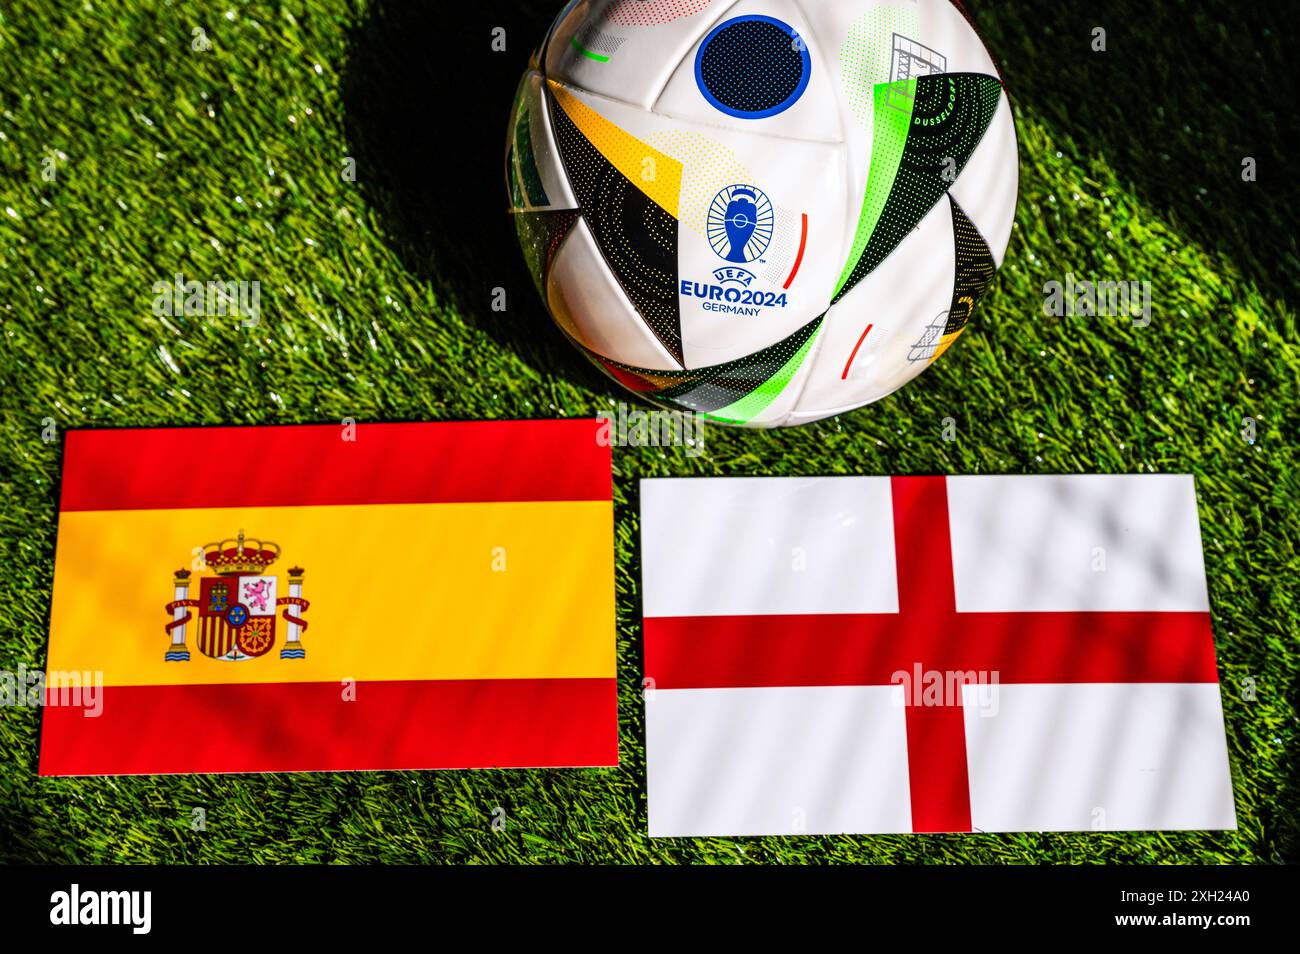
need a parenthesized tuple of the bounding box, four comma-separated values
(0, 0, 1296, 863)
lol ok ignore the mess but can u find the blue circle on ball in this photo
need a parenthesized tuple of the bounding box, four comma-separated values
(695, 15, 812, 120)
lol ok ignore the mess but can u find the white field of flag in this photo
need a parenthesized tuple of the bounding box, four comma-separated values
(640, 475, 1236, 837)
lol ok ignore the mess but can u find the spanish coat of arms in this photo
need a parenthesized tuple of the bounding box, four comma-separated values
(163, 531, 310, 661)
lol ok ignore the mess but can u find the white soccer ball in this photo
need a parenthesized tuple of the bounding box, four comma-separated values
(507, 0, 1018, 427)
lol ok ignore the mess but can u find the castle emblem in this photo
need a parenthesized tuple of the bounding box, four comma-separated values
(163, 530, 310, 662)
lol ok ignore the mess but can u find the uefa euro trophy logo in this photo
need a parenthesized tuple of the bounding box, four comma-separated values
(708, 183, 774, 265)
(723, 188, 759, 262)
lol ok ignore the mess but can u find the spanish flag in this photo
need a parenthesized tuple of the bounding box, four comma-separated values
(40, 420, 617, 775)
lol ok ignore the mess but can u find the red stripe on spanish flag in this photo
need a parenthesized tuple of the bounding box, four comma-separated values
(39, 679, 617, 775)
(41, 420, 617, 776)
(59, 419, 611, 511)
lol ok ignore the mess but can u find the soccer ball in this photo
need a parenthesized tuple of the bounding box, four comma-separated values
(506, 0, 1017, 427)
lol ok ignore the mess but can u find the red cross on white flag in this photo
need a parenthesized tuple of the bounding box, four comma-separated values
(641, 475, 1236, 836)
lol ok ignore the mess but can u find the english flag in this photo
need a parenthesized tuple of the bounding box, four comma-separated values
(41, 420, 616, 776)
(641, 475, 1236, 837)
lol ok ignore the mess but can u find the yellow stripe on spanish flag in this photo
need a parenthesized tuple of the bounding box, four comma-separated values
(40, 421, 617, 776)
(49, 500, 613, 685)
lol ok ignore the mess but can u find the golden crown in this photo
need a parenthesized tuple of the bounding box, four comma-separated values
(201, 530, 281, 576)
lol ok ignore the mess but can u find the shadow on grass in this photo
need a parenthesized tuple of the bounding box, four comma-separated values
(341, 0, 618, 399)
(979, 0, 1298, 302)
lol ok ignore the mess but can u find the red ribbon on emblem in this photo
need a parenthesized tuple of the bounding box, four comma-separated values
(277, 595, 310, 632)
